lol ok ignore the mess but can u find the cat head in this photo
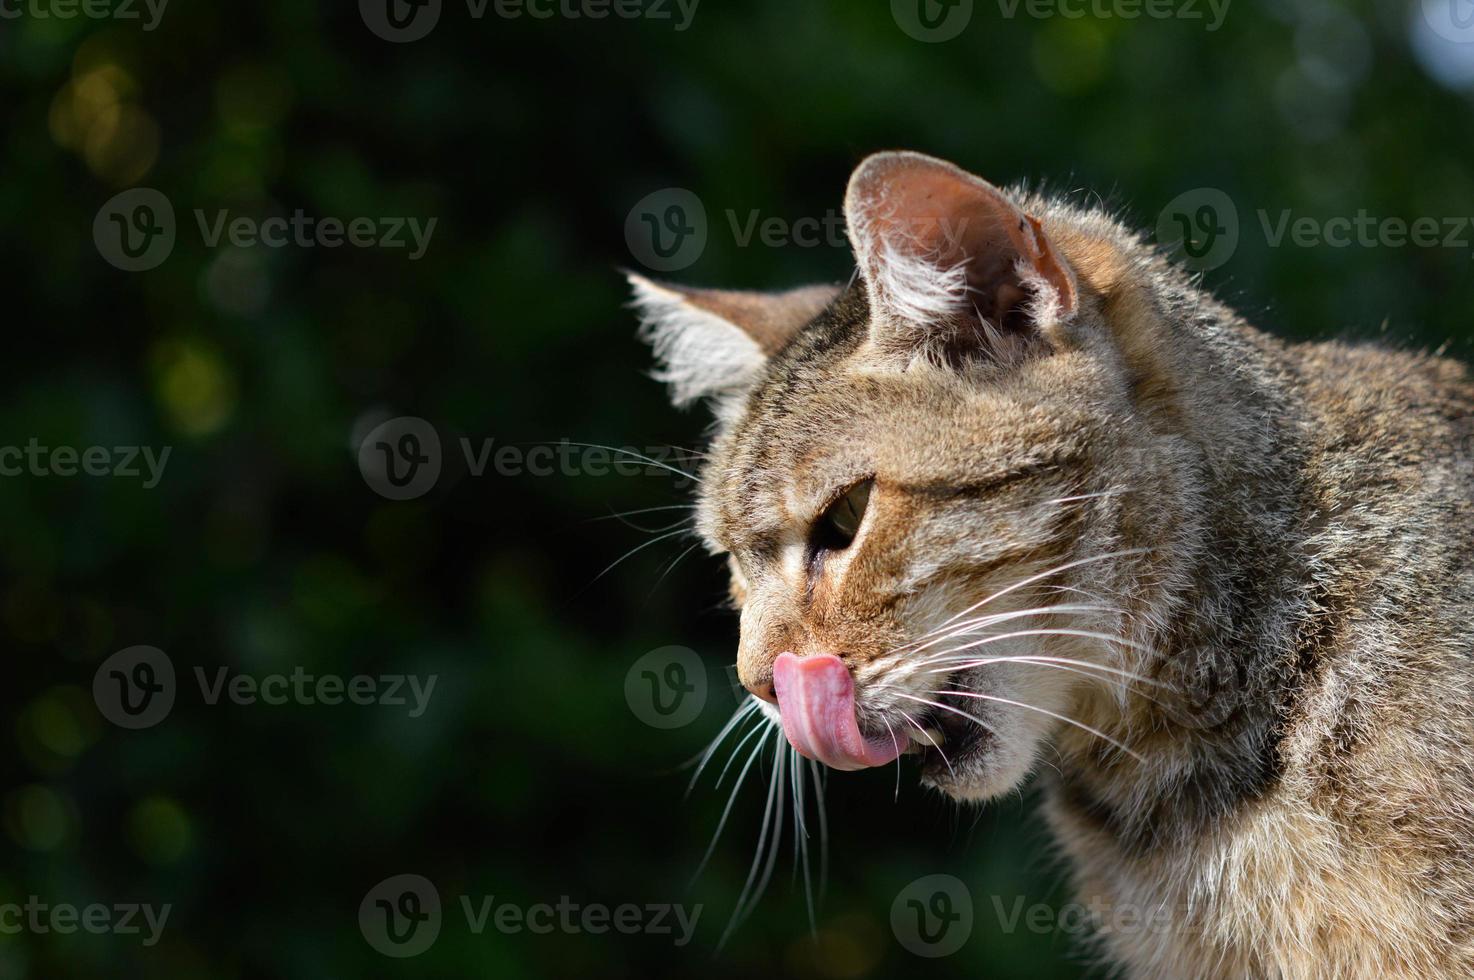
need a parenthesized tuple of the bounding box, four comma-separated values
(629, 151, 1193, 800)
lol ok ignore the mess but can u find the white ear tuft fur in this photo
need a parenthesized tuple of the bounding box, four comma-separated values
(871, 241, 972, 329)
(627, 274, 767, 408)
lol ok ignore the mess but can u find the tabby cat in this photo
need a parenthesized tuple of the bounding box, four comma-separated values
(628, 151, 1474, 978)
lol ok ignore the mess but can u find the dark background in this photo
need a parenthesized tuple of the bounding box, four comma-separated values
(3, 0, 1473, 976)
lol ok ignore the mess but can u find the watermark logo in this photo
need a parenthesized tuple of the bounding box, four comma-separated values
(360, 874, 442, 958)
(356, 419, 701, 498)
(891, 874, 973, 957)
(95, 190, 437, 272)
(358, 417, 443, 501)
(360, 0, 443, 41)
(1159, 187, 1474, 271)
(1155, 187, 1240, 272)
(360, 876, 702, 955)
(627, 200, 983, 268)
(1423, 0, 1474, 44)
(93, 648, 438, 727)
(194, 210, 436, 258)
(624, 646, 707, 728)
(94, 188, 176, 272)
(0, 0, 169, 30)
(93, 646, 176, 730)
(892, 0, 974, 41)
(625, 188, 707, 273)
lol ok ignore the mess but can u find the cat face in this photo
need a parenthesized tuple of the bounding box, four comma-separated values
(630, 152, 1171, 800)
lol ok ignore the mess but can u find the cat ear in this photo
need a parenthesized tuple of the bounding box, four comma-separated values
(843, 151, 1078, 363)
(626, 273, 839, 408)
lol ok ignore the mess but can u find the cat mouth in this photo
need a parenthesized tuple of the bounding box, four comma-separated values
(771, 653, 990, 774)
(895, 672, 991, 772)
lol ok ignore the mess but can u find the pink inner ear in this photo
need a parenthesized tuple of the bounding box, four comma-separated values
(845, 152, 1078, 333)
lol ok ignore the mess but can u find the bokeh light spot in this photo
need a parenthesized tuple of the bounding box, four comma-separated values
(152, 339, 239, 438)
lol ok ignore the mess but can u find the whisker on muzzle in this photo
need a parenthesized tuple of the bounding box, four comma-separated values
(930, 689, 1146, 763)
(913, 548, 1150, 644)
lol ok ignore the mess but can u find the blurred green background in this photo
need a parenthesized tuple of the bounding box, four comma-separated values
(3, 0, 1473, 976)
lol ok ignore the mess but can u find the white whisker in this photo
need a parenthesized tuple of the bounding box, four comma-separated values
(929, 548, 1149, 635)
(558, 441, 700, 481)
(721, 739, 788, 947)
(908, 628, 1153, 673)
(685, 698, 761, 797)
(691, 725, 774, 885)
(591, 526, 695, 583)
(1043, 490, 1127, 505)
(808, 760, 829, 907)
(882, 717, 903, 801)
(894, 694, 1001, 744)
(791, 748, 817, 936)
(896, 708, 955, 778)
(903, 604, 1125, 657)
(711, 713, 771, 790)
(923, 654, 1168, 690)
(649, 539, 706, 597)
(934, 689, 1145, 762)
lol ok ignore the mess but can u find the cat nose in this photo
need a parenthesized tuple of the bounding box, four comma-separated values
(741, 667, 779, 704)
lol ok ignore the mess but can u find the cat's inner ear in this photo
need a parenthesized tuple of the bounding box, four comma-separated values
(843, 151, 1078, 363)
(626, 274, 839, 407)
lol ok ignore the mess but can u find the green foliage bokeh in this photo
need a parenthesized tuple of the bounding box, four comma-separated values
(1, 0, 1472, 976)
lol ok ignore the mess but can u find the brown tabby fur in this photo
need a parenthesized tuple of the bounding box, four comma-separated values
(628, 151, 1474, 978)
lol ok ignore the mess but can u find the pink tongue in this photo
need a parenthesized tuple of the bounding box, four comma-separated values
(772, 652, 906, 771)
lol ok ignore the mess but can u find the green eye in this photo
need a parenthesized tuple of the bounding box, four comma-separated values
(816, 479, 873, 551)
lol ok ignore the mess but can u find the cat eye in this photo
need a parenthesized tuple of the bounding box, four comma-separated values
(812, 479, 873, 554)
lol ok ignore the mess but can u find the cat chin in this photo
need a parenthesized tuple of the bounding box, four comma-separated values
(918, 732, 1043, 802)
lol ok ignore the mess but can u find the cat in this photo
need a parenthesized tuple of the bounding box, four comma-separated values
(627, 151, 1474, 978)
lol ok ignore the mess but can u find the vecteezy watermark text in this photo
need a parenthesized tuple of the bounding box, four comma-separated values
(0, 440, 170, 488)
(623, 187, 984, 272)
(94, 188, 437, 272)
(890, 0, 1229, 42)
(0, 0, 167, 29)
(460, 895, 699, 944)
(0, 898, 170, 947)
(991, 894, 1210, 937)
(995, 0, 1229, 30)
(1258, 210, 1474, 253)
(93, 646, 438, 729)
(890, 878, 1229, 957)
(356, 416, 700, 500)
(194, 210, 435, 259)
(360, 0, 698, 43)
(359, 874, 700, 958)
(1157, 188, 1474, 271)
(458, 437, 696, 484)
(195, 667, 436, 718)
